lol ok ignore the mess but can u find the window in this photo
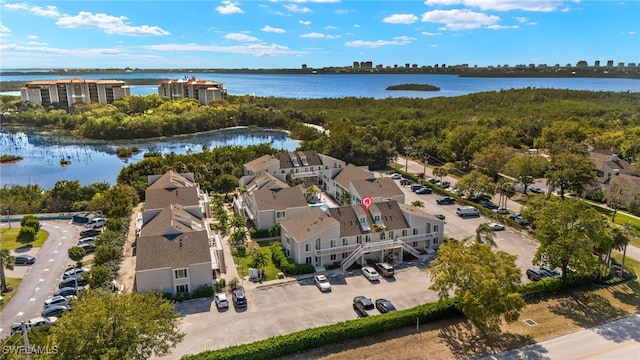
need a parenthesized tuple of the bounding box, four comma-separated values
(330, 254, 337, 261)
(402, 229, 408, 236)
(176, 284, 189, 294)
(174, 269, 188, 279)
(342, 238, 349, 246)
(305, 243, 311, 252)
(330, 240, 336, 248)
(342, 252, 348, 259)
(413, 228, 419, 235)
(413, 241, 418, 248)
(286, 237, 290, 245)
(389, 231, 394, 239)
(434, 237, 439, 244)
(305, 257, 312, 264)
(356, 235, 362, 244)
(276, 211, 286, 219)
(365, 235, 371, 243)
(380, 232, 386, 240)
(359, 217, 365, 224)
(374, 215, 380, 221)
(434, 225, 439, 232)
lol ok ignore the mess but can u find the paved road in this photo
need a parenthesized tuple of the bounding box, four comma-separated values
(480, 314, 640, 360)
(0, 221, 80, 338)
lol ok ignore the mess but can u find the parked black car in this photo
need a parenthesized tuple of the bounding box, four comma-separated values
(436, 196, 455, 205)
(415, 186, 432, 194)
(41, 305, 71, 318)
(59, 275, 87, 289)
(54, 286, 85, 298)
(79, 228, 102, 238)
(353, 296, 374, 317)
(14, 254, 36, 265)
(232, 288, 247, 307)
(375, 298, 397, 313)
(78, 243, 96, 254)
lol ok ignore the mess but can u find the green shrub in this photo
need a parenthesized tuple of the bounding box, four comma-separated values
(518, 274, 594, 301)
(250, 229, 270, 239)
(192, 285, 214, 299)
(271, 242, 315, 275)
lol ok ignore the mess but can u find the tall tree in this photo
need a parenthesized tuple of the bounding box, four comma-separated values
(20, 214, 41, 233)
(605, 177, 639, 221)
(546, 152, 597, 199)
(430, 239, 525, 333)
(0, 249, 15, 292)
(16, 226, 36, 246)
(503, 155, 548, 194)
(87, 264, 113, 290)
(249, 250, 268, 279)
(51, 291, 184, 359)
(68, 246, 86, 268)
(529, 198, 600, 277)
(471, 144, 516, 181)
(432, 167, 448, 181)
(455, 169, 495, 197)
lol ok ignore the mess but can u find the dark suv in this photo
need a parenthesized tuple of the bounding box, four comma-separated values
(232, 289, 247, 307)
(353, 296, 374, 317)
(436, 196, 455, 205)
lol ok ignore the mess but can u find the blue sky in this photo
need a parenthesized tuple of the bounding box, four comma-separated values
(0, 0, 638, 69)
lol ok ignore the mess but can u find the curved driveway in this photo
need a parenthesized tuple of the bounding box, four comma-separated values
(0, 221, 80, 338)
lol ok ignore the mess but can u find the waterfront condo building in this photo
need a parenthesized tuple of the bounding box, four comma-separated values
(20, 78, 130, 110)
(158, 77, 228, 104)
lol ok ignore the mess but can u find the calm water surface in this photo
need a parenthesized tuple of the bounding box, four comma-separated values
(0, 127, 298, 188)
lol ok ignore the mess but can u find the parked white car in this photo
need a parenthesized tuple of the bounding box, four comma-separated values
(361, 266, 380, 282)
(314, 275, 332, 292)
(488, 223, 505, 231)
(214, 293, 229, 309)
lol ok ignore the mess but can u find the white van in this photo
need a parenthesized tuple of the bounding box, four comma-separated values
(86, 217, 107, 228)
(456, 206, 480, 218)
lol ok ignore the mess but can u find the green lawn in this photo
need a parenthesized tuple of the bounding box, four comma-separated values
(235, 244, 280, 281)
(0, 228, 49, 250)
(590, 206, 640, 248)
(0, 278, 21, 312)
(611, 252, 640, 280)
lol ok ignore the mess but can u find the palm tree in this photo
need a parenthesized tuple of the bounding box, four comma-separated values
(230, 229, 248, 246)
(0, 249, 15, 293)
(268, 223, 281, 238)
(611, 224, 631, 275)
(411, 200, 424, 208)
(474, 223, 497, 247)
(230, 215, 246, 232)
(339, 191, 351, 205)
(249, 251, 268, 276)
(305, 185, 319, 204)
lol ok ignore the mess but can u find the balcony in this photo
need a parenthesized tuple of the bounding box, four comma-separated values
(397, 233, 435, 243)
(314, 243, 360, 257)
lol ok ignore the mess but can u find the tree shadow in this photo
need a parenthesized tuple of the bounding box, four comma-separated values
(606, 281, 640, 314)
(549, 292, 629, 329)
(591, 314, 640, 344)
(438, 321, 545, 360)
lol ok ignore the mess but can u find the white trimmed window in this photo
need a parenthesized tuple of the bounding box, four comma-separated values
(176, 284, 189, 294)
(434, 225, 439, 232)
(276, 211, 286, 219)
(174, 269, 188, 279)
(342, 238, 349, 246)
(330, 240, 336, 248)
(305, 243, 311, 252)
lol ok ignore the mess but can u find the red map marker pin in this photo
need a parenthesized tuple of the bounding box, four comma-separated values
(362, 196, 372, 211)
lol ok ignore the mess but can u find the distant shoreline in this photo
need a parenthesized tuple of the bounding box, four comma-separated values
(386, 84, 440, 91)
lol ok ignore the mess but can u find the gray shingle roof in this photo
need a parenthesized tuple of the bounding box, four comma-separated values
(244, 155, 277, 173)
(145, 171, 200, 209)
(135, 231, 211, 271)
(280, 208, 338, 242)
(327, 200, 408, 237)
(140, 204, 204, 238)
(253, 184, 308, 211)
(351, 177, 404, 199)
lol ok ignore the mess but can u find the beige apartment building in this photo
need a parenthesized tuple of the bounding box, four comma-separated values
(158, 77, 228, 104)
(20, 78, 130, 110)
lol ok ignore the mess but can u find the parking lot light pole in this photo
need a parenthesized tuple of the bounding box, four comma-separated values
(7, 210, 11, 229)
(423, 154, 429, 179)
(404, 145, 412, 173)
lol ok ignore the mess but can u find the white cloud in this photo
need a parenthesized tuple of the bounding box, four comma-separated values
(141, 42, 305, 57)
(463, 0, 562, 12)
(25, 41, 47, 46)
(56, 12, 170, 36)
(487, 24, 519, 30)
(3, 3, 60, 17)
(353, 24, 360, 28)
(0, 23, 11, 33)
(627, 31, 636, 35)
(383, 14, 418, 24)
(0, 43, 126, 56)
(216, 1, 244, 14)
(515, 17, 527, 23)
(324, 25, 337, 30)
(430, 44, 439, 47)
(261, 25, 286, 33)
(421, 9, 500, 30)
(225, 33, 260, 42)
(285, 4, 311, 13)
(300, 32, 325, 38)
(336, 9, 350, 15)
(422, 31, 442, 36)
(425, 0, 562, 12)
(299, 20, 311, 25)
(27, 35, 38, 39)
(345, 35, 415, 48)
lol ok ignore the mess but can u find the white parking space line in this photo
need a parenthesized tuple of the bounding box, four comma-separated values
(39, 278, 44, 282)
(16, 312, 23, 317)
(35, 287, 40, 292)
(29, 298, 35, 302)
(44, 269, 49, 272)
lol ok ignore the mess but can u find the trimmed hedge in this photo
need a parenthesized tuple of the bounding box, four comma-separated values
(270, 242, 315, 275)
(518, 274, 594, 301)
(182, 298, 461, 360)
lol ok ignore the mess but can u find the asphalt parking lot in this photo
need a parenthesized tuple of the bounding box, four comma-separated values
(162, 262, 439, 359)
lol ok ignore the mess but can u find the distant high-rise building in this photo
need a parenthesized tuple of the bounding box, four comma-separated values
(301, 64, 307, 69)
(594, 60, 601, 68)
(607, 60, 614, 68)
(576, 60, 588, 69)
(20, 78, 130, 111)
(353, 61, 360, 69)
(158, 77, 227, 105)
